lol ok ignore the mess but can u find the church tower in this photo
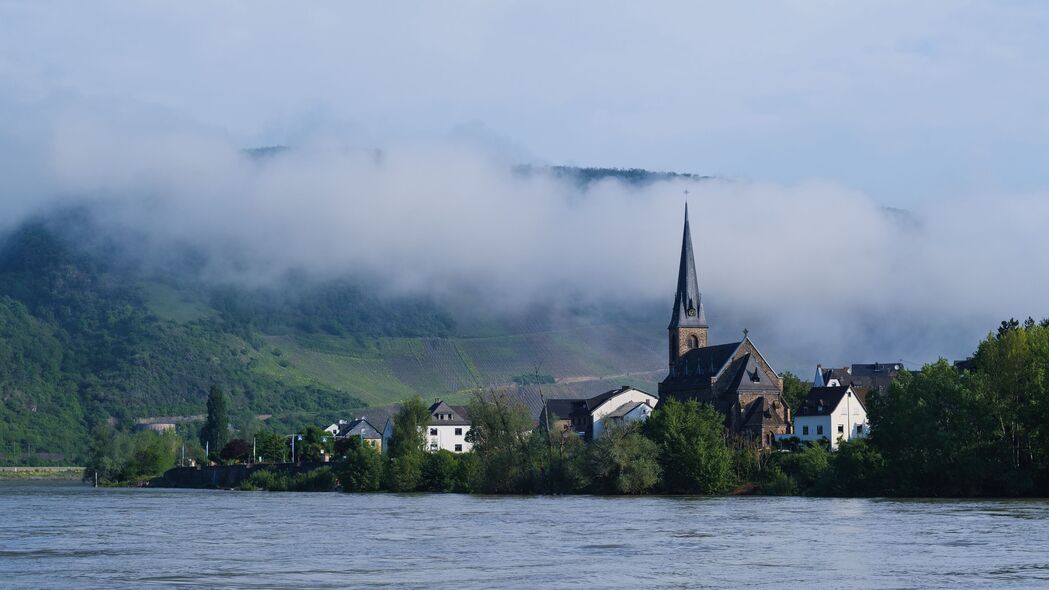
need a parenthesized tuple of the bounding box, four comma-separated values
(668, 204, 708, 368)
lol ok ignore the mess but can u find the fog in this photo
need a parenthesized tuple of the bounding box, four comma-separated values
(1, 101, 1046, 372)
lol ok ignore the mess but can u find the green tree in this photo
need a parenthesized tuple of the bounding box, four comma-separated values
(255, 431, 288, 463)
(584, 423, 661, 494)
(466, 389, 542, 493)
(384, 397, 430, 491)
(199, 385, 229, 456)
(780, 371, 810, 411)
(644, 399, 732, 494)
(335, 437, 384, 492)
(818, 438, 885, 496)
(420, 449, 461, 492)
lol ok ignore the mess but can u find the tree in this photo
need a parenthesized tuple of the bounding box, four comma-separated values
(199, 385, 229, 455)
(255, 431, 288, 463)
(297, 426, 333, 462)
(584, 423, 661, 494)
(335, 437, 384, 492)
(780, 371, 810, 411)
(466, 389, 542, 493)
(384, 397, 430, 491)
(220, 438, 251, 463)
(818, 438, 885, 496)
(644, 399, 732, 494)
(420, 450, 461, 492)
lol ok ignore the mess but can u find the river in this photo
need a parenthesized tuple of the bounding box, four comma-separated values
(1, 481, 1048, 589)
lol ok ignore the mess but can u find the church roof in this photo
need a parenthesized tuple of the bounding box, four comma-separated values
(741, 396, 787, 428)
(668, 204, 707, 329)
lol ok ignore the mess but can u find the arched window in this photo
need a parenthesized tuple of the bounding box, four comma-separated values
(687, 335, 699, 349)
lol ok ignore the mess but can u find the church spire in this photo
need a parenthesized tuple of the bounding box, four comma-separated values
(669, 203, 707, 329)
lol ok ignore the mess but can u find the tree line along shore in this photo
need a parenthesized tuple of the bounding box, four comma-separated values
(84, 318, 1049, 497)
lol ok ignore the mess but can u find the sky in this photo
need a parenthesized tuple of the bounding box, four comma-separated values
(0, 1, 1048, 369)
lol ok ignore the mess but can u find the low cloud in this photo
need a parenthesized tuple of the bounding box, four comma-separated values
(1, 100, 1046, 372)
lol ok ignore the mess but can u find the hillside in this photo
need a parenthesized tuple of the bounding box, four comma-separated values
(0, 216, 666, 464)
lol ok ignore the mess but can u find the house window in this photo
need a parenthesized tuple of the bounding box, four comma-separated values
(429, 428, 438, 436)
(817, 425, 824, 435)
(856, 424, 864, 434)
(454, 428, 462, 436)
(454, 444, 463, 452)
(430, 442, 438, 450)
(837, 424, 845, 434)
(802, 426, 809, 435)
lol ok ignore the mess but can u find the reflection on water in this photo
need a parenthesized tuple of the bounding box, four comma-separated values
(1, 481, 1048, 589)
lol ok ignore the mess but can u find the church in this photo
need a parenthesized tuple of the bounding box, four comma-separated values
(657, 206, 791, 447)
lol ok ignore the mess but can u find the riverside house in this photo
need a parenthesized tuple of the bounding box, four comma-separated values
(540, 386, 658, 441)
(792, 385, 869, 450)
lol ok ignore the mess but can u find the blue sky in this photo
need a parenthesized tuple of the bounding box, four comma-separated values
(2, 1, 1047, 206)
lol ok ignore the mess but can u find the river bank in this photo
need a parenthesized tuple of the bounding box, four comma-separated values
(0, 466, 83, 480)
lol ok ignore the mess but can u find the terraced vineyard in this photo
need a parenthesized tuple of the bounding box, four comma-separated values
(263, 322, 666, 407)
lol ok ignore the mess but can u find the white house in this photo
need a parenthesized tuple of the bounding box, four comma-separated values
(542, 386, 658, 440)
(792, 385, 868, 450)
(424, 401, 472, 453)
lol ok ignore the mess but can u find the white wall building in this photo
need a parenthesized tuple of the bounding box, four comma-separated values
(425, 401, 472, 453)
(543, 386, 658, 441)
(792, 385, 868, 450)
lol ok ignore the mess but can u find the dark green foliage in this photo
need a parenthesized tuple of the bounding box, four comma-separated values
(255, 431, 288, 463)
(644, 399, 733, 494)
(583, 423, 661, 494)
(420, 450, 462, 492)
(83, 425, 179, 484)
(780, 371, 810, 411)
(384, 397, 430, 491)
(200, 386, 230, 454)
(466, 389, 543, 493)
(511, 373, 555, 385)
(817, 439, 885, 496)
(334, 438, 384, 492)
(296, 426, 334, 463)
(241, 467, 338, 492)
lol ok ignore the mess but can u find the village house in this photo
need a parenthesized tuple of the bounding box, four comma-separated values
(425, 400, 472, 453)
(792, 385, 868, 450)
(657, 206, 791, 447)
(540, 386, 658, 440)
(324, 418, 385, 452)
(815, 362, 903, 404)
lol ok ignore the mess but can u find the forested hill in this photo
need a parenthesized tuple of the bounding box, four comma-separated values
(0, 214, 666, 465)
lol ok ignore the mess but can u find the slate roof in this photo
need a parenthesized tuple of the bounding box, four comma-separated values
(605, 401, 649, 419)
(428, 400, 471, 426)
(543, 386, 657, 423)
(668, 204, 707, 329)
(340, 418, 382, 439)
(794, 386, 853, 417)
(741, 396, 787, 428)
(661, 341, 741, 386)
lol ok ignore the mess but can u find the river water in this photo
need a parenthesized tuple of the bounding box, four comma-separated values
(1, 482, 1048, 589)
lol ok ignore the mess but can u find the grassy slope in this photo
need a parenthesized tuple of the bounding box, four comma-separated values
(254, 322, 666, 408)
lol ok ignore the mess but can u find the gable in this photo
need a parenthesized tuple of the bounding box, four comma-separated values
(720, 338, 782, 390)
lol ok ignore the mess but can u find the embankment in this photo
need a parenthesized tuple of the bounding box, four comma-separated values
(162, 462, 326, 488)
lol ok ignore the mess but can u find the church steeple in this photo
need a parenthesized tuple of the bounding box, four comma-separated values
(669, 204, 707, 329)
(667, 204, 709, 367)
